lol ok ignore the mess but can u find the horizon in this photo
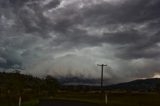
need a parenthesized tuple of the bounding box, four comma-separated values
(1, 70, 160, 86)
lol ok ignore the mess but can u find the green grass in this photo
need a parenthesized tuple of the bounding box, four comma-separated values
(22, 99, 39, 106)
(0, 99, 39, 106)
(107, 92, 160, 106)
(1, 91, 160, 106)
(54, 92, 105, 104)
(48, 91, 160, 106)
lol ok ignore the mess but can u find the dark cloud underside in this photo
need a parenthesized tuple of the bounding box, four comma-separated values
(0, 0, 160, 83)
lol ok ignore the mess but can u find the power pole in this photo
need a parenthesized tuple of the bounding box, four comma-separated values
(97, 64, 107, 93)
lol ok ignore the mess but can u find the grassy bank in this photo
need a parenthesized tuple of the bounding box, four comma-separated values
(45, 91, 160, 106)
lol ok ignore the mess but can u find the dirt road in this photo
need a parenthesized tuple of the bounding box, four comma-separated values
(39, 100, 105, 106)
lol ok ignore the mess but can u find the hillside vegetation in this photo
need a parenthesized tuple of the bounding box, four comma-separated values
(106, 78, 160, 92)
(0, 72, 59, 106)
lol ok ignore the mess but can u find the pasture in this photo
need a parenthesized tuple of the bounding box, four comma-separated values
(47, 91, 160, 106)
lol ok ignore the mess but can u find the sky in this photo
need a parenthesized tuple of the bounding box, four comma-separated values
(0, 0, 160, 84)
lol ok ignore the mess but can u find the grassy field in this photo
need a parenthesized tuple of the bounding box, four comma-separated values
(22, 99, 39, 106)
(107, 92, 160, 106)
(1, 91, 160, 106)
(47, 91, 160, 106)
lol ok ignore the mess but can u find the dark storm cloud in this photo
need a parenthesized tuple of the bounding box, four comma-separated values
(103, 30, 144, 45)
(76, 0, 160, 60)
(0, 0, 61, 38)
(112, 28, 160, 59)
(83, 0, 160, 25)
(0, 0, 160, 82)
(49, 0, 160, 55)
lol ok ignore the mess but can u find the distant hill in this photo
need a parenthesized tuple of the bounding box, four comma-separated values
(60, 78, 160, 92)
(58, 76, 115, 85)
(106, 78, 160, 92)
(58, 77, 100, 85)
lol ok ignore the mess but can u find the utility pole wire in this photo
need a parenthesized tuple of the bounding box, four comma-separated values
(97, 64, 107, 93)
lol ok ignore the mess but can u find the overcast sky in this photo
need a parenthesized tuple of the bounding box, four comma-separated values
(0, 0, 160, 83)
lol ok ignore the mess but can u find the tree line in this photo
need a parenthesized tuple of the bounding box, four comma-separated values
(0, 72, 59, 105)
